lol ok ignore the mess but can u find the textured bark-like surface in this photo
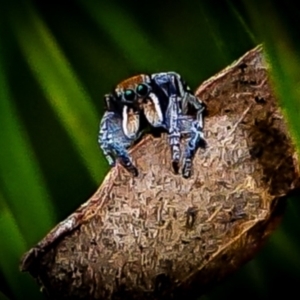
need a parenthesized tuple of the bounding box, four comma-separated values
(21, 46, 300, 300)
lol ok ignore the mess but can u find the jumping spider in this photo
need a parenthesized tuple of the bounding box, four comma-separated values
(98, 72, 206, 178)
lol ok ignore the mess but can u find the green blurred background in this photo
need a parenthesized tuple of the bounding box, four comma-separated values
(0, 0, 299, 299)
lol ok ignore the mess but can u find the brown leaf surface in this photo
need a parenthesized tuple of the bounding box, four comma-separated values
(21, 46, 300, 300)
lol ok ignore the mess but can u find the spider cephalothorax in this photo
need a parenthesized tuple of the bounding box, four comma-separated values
(98, 72, 206, 178)
(114, 74, 164, 138)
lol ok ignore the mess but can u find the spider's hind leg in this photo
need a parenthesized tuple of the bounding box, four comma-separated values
(183, 93, 206, 129)
(181, 119, 206, 178)
(180, 93, 206, 178)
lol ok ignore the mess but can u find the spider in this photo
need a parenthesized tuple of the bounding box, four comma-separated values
(98, 72, 206, 178)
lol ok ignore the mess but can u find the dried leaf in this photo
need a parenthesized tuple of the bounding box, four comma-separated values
(21, 46, 300, 300)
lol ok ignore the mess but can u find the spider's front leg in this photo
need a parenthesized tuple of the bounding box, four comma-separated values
(98, 111, 138, 176)
(167, 95, 182, 174)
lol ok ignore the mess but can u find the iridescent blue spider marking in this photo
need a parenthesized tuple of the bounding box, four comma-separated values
(98, 72, 206, 178)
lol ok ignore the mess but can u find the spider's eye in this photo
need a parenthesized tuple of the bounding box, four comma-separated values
(136, 84, 149, 97)
(123, 89, 135, 102)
